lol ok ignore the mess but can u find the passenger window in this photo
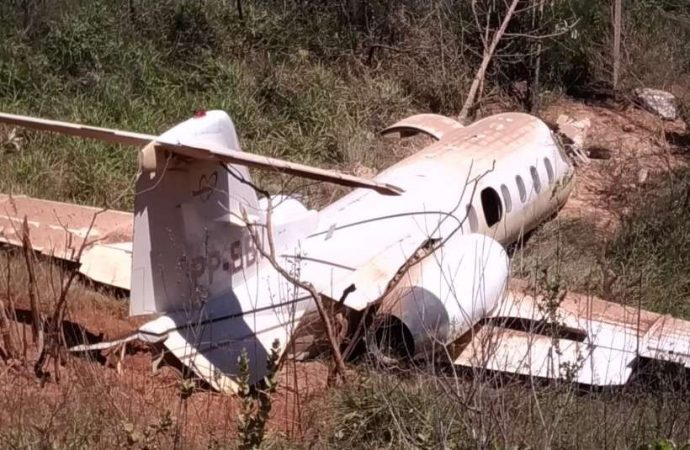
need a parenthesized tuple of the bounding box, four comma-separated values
(480, 188, 503, 227)
(500, 184, 512, 213)
(466, 205, 478, 232)
(516, 175, 526, 203)
(544, 157, 554, 184)
(530, 166, 541, 193)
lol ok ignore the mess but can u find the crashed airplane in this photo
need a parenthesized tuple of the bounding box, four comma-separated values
(1, 109, 689, 392)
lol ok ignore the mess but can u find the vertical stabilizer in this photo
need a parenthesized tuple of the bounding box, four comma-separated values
(130, 111, 260, 315)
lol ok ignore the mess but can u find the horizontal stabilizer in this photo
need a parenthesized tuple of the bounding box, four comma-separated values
(0, 112, 402, 195)
(0, 112, 155, 146)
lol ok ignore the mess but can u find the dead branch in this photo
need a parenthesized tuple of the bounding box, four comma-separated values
(225, 163, 349, 382)
(20, 217, 44, 359)
(243, 196, 348, 385)
(459, 0, 521, 123)
(612, 0, 622, 90)
(0, 293, 14, 362)
(34, 209, 104, 380)
(0, 250, 17, 361)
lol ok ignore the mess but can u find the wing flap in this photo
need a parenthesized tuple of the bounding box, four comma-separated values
(641, 315, 690, 367)
(458, 291, 690, 385)
(454, 325, 635, 386)
(78, 242, 132, 290)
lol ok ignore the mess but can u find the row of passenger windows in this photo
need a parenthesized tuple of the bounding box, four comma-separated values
(466, 157, 555, 232)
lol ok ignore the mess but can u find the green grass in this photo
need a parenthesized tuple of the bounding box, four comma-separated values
(0, 0, 416, 209)
(301, 369, 690, 449)
(515, 168, 690, 319)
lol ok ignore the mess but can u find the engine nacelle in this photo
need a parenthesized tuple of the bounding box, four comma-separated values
(367, 233, 509, 363)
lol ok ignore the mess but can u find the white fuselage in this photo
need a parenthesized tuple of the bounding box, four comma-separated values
(296, 113, 574, 302)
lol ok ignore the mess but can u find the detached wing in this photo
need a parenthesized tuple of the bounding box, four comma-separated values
(0, 194, 132, 289)
(454, 291, 690, 386)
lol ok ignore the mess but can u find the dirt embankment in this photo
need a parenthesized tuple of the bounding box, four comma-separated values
(543, 97, 688, 232)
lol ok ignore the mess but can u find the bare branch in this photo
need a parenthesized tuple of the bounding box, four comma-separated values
(459, 0, 521, 123)
(242, 194, 348, 384)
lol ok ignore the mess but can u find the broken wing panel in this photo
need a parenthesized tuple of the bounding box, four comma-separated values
(0, 194, 133, 289)
(381, 114, 464, 141)
(161, 305, 307, 393)
(298, 233, 424, 310)
(454, 326, 635, 386)
(78, 242, 132, 290)
(454, 292, 690, 385)
(134, 286, 311, 392)
(0, 195, 132, 259)
(640, 316, 690, 367)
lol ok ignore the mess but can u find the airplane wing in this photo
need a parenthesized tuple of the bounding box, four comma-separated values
(0, 194, 132, 289)
(0, 112, 402, 196)
(453, 290, 690, 386)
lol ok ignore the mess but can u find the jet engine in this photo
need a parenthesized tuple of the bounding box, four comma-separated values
(367, 233, 509, 363)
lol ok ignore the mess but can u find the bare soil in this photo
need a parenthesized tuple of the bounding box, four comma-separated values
(542, 97, 688, 232)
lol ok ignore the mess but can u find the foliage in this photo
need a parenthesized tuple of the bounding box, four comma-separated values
(2, 0, 690, 209)
(305, 369, 690, 449)
(516, 168, 690, 319)
(317, 371, 472, 449)
(237, 339, 281, 450)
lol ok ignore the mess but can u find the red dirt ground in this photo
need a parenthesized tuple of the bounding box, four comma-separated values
(542, 97, 688, 232)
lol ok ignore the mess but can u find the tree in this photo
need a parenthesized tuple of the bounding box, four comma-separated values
(612, 0, 622, 90)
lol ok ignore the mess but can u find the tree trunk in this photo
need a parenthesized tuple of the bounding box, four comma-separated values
(612, 0, 622, 90)
(529, 0, 546, 113)
(459, 0, 520, 123)
(20, 218, 43, 354)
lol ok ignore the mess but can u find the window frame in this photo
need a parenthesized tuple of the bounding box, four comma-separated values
(516, 175, 527, 203)
(500, 184, 512, 213)
(544, 157, 554, 184)
(530, 166, 542, 193)
(480, 187, 503, 227)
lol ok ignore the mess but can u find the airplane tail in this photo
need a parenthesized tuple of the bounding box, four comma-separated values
(0, 108, 392, 392)
(130, 111, 261, 315)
